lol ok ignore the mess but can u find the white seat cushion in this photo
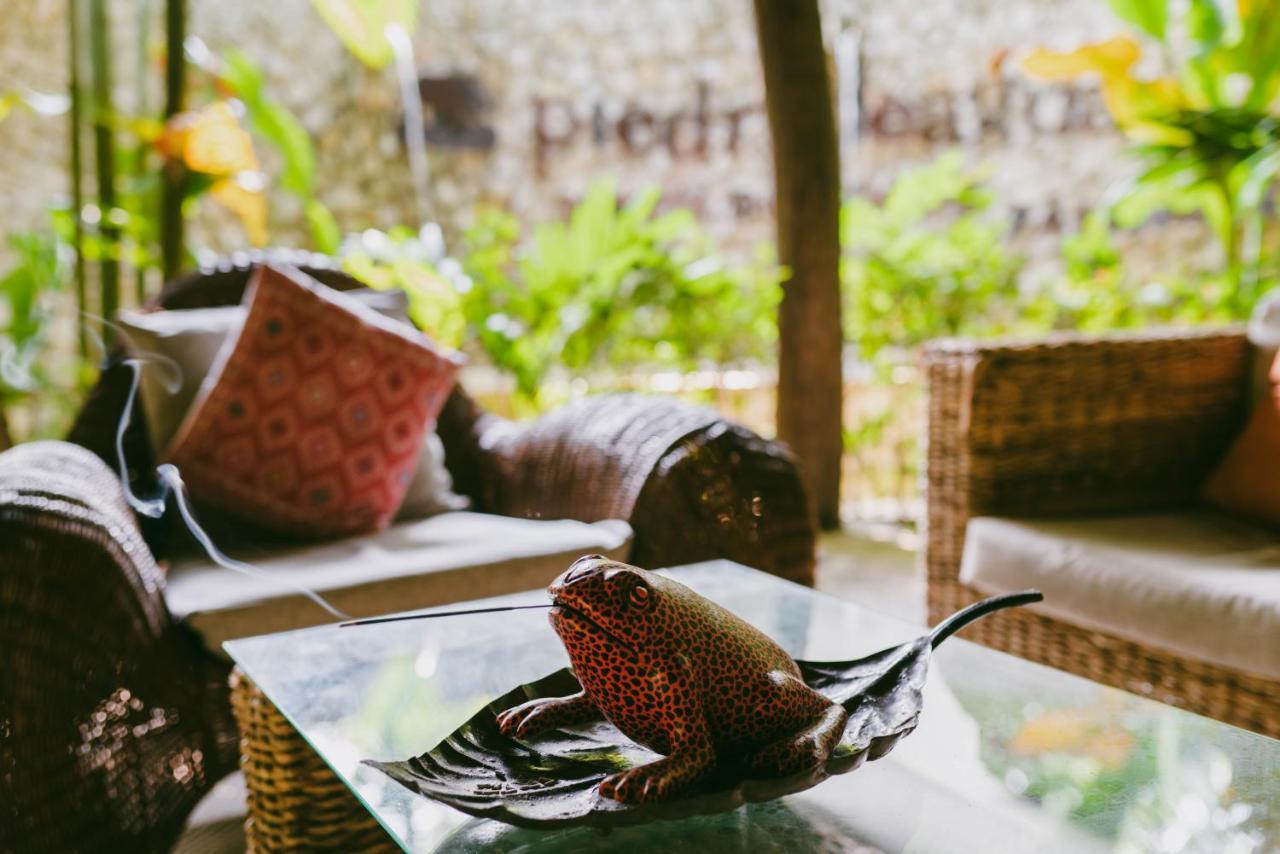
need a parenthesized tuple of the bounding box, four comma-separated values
(166, 511, 632, 651)
(960, 511, 1280, 680)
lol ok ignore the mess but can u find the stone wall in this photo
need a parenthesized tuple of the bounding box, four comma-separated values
(1, 0, 75, 252)
(1, 0, 1215, 276)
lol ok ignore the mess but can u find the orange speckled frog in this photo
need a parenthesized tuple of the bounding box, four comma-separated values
(497, 556, 848, 805)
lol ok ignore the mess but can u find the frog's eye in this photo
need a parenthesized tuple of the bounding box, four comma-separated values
(628, 582, 651, 610)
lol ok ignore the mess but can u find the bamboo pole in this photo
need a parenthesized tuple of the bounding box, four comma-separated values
(89, 0, 119, 341)
(752, 0, 845, 529)
(160, 0, 186, 280)
(69, 0, 88, 356)
(133, 0, 152, 301)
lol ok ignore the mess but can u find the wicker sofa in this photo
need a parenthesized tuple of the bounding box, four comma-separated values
(923, 327, 1280, 738)
(0, 254, 815, 852)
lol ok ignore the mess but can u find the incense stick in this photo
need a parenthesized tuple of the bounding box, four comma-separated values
(339, 603, 554, 627)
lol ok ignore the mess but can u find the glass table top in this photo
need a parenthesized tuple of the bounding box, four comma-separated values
(224, 561, 1280, 853)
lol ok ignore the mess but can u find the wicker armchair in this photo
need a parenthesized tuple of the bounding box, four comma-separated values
(2, 253, 814, 852)
(923, 326, 1280, 736)
(0, 441, 241, 852)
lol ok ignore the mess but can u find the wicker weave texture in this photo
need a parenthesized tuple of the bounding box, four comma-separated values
(229, 670, 395, 853)
(0, 442, 239, 852)
(922, 329, 1280, 737)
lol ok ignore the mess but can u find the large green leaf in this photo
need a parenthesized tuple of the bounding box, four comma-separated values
(1108, 158, 1211, 228)
(304, 199, 341, 255)
(220, 50, 315, 196)
(1186, 0, 1225, 47)
(1237, 142, 1280, 211)
(310, 0, 417, 70)
(219, 49, 340, 252)
(368, 591, 1042, 830)
(1107, 0, 1168, 39)
(1236, 2, 1280, 110)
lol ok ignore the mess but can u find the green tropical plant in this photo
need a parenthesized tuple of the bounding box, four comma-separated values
(0, 233, 61, 387)
(0, 231, 84, 446)
(1027, 212, 1247, 331)
(343, 180, 783, 410)
(840, 153, 1025, 364)
(340, 224, 469, 349)
(835, 155, 1022, 508)
(460, 181, 782, 407)
(88, 0, 121, 334)
(309, 0, 417, 70)
(1024, 0, 1280, 308)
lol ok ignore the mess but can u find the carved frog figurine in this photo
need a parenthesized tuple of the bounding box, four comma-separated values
(496, 556, 849, 804)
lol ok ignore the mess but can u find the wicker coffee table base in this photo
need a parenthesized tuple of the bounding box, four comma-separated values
(229, 669, 399, 852)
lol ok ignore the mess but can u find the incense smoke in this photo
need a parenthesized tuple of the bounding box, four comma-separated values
(99, 318, 351, 622)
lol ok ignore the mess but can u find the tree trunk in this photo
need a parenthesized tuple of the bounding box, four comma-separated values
(753, 0, 844, 529)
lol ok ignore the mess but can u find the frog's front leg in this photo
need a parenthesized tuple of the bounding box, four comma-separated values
(496, 692, 599, 740)
(596, 670, 715, 805)
(749, 700, 848, 777)
(597, 726, 716, 805)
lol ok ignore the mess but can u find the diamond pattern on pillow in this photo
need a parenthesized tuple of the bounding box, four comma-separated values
(165, 265, 461, 538)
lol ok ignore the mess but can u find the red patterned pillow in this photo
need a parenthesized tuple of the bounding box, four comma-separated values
(165, 265, 462, 538)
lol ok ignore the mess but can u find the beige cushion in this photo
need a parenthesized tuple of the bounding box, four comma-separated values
(166, 511, 632, 651)
(959, 512, 1280, 680)
(396, 432, 469, 519)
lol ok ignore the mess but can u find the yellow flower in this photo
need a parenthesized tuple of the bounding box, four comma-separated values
(159, 101, 268, 245)
(1022, 36, 1141, 81)
(160, 101, 259, 177)
(1023, 37, 1185, 133)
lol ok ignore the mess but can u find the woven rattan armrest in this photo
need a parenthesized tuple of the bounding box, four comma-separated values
(0, 441, 239, 851)
(922, 326, 1249, 613)
(438, 390, 816, 585)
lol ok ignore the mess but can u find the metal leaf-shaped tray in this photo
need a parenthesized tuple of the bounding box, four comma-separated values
(367, 590, 1040, 829)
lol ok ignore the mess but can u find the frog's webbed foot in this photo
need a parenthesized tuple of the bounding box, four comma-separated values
(597, 742, 716, 805)
(749, 702, 848, 777)
(496, 692, 599, 740)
